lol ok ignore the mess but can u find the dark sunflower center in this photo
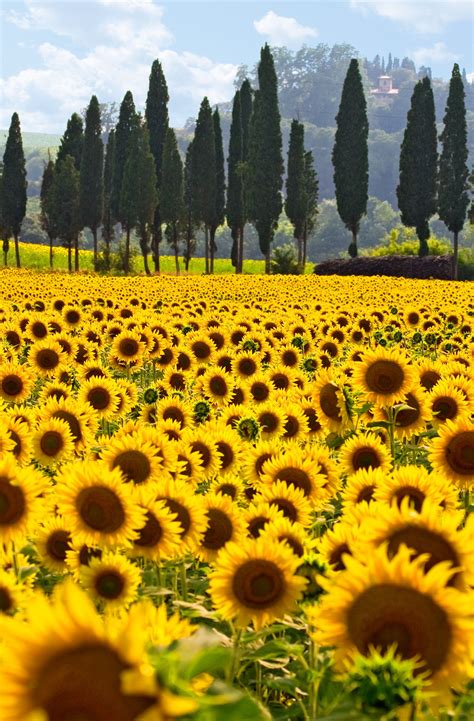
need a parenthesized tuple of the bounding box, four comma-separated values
(239, 358, 257, 376)
(216, 442, 234, 470)
(33, 644, 155, 721)
(352, 447, 380, 471)
(283, 416, 300, 438)
(387, 525, 460, 585)
(0, 587, 13, 612)
(269, 498, 298, 522)
(407, 312, 419, 325)
(217, 483, 237, 499)
(169, 373, 186, 391)
(88, 388, 111, 411)
(252, 382, 269, 401)
(276, 467, 312, 496)
(347, 584, 451, 676)
(37, 348, 60, 370)
(177, 455, 192, 478)
(233, 560, 285, 609)
(190, 441, 211, 468)
(95, 572, 125, 600)
(162, 499, 191, 537)
(119, 338, 139, 357)
(420, 370, 441, 391)
(77, 487, 125, 533)
(248, 515, 269, 538)
(177, 352, 191, 370)
(445, 431, 474, 475)
(9, 430, 21, 458)
(6, 330, 21, 347)
(163, 407, 185, 427)
(65, 309, 80, 324)
(394, 486, 426, 513)
(40, 430, 64, 456)
(52, 411, 82, 443)
(303, 407, 322, 433)
(203, 509, 233, 550)
(365, 360, 404, 395)
(329, 543, 351, 571)
(255, 453, 272, 477)
(46, 530, 72, 561)
(272, 373, 289, 390)
(0, 479, 25, 525)
(79, 545, 102, 566)
(280, 535, 304, 557)
(259, 412, 279, 433)
(432, 396, 458, 421)
(282, 350, 298, 366)
(209, 376, 228, 396)
(31, 321, 48, 338)
(319, 383, 342, 421)
(395, 393, 420, 426)
(192, 341, 211, 359)
(135, 512, 163, 547)
(356, 485, 375, 503)
(1, 375, 23, 397)
(112, 450, 151, 485)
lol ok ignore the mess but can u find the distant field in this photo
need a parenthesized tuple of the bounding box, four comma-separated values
(4, 241, 315, 274)
(0, 129, 61, 150)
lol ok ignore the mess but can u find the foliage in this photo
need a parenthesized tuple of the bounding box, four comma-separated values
(192, 97, 216, 236)
(56, 113, 83, 171)
(111, 90, 138, 222)
(80, 96, 104, 269)
(367, 227, 452, 256)
(161, 127, 185, 273)
(270, 243, 301, 274)
(1, 112, 28, 266)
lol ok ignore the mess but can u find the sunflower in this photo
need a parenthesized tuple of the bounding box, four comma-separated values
(155, 478, 208, 553)
(339, 433, 392, 476)
(341, 467, 387, 511)
(281, 402, 310, 442)
(428, 418, 474, 488)
(260, 517, 310, 559)
(0, 568, 30, 615)
(0, 581, 192, 721)
(32, 417, 75, 467)
(0, 362, 34, 404)
(101, 431, 164, 488)
(110, 329, 147, 368)
(78, 376, 120, 419)
(55, 461, 146, 548)
(299, 400, 324, 439)
(39, 396, 98, 454)
(62, 304, 83, 327)
(29, 339, 67, 377)
(255, 401, 287, 440)
(259, 448, 327, 505)
(37, 380, 71, 403)
(181, 429, 221, 481)
(129, 491, 182, 561)
(209, 536, 307, 631)
(0, 457, 45, 547)
(25, 313, 49, 341)
(267, 364, 297, 392)
(187, 333, 217, 365)
(199, 368, 233, 406)
(353, 347, 417, 407)
(206, 423, 243, 476)
(390, 389, 431, 440)
(35, 517, 73, 573)
(312, 369, 352, 433)
(172, 442, 206, 486)
(155, 417, 184, 443)
(373, 465, 459, 513)
(197, 493, 246, 563)
(210, 475, 245, 502)
(0, 424, 15, 457)
(80, 551, 141, 610)
(244, 501, 286, 539)
(307, 545, 474, 704)
(417, 359, 444, 392)
(357, 499, 473, 590)
(244, 373, 275, 405)
(317, 521, 358, 572)
(428, 380, 470, 428)
(254, 480, 313, 528)
(156, 396, 193, 429)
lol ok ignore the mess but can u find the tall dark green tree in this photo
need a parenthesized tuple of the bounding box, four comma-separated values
(209, 108, 225, 274)
(247, 44, 284, 273)
(183, 140, 196, 272)
(101, 130, 116, 271)
(332, 58, 368, 257)
(285, 120, 306, 268)
(1, 113, 27, 268)
(438, 64, 469, 280)
(145, 59, 169, 273)
(80, 96, 104, 270)
(52, 155, 81, 272)
(302, 149, 319, 269)
(40, 156, 56, 269)
(397, 76, 438, 257)
(112, 91, 137, 223)
(227, 90, 243, 271)
(240, 79, 253, 163)
(161, 128, 184, 275)
(56, 113, 83, 170)
(191, 97, 216, 274)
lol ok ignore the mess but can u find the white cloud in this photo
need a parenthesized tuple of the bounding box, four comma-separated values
(0, 1, 238, 132)
(467, 72, 474, 83)
(350, 0, 473, 34)
(254, 11, 318, 47)
(412, 42, 459, 66)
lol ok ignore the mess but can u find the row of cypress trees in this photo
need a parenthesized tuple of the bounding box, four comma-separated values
(0, 48, 471, 276)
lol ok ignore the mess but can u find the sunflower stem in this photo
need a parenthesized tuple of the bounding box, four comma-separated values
(180, 560, 188, 602)
(227, 626, 243, 684)
(308, 636, 320, 720)
(387, 406, 396, 466)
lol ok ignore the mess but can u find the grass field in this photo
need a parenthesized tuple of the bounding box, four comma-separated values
(4, 241, 315, 274)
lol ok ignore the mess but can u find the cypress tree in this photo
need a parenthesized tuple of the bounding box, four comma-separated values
(247, 45, 283, 273)
(1, 113, 27, 268)
(119, 123, 141, 275)
(209, 108, 225, 274)
(161, 128, 185, 275)
(145, 59, 169, 273)
(332, 58, 368, 257)
(438, 64, 469, 279)
(112, 91, 137, 222)
(302, 149, 319, 269)
(80, 95, 104, 270)
(134, 124, 158, 276)
(0, 162, 8, 265)
(183, 140, 196, 272)
(240, 79, 253, 162)
(227, 90, 243, 271)
(101, 130, 116, 271)
(52, 155, 80, 272)
(192, 97, 216, 274)
(56, 113, 83, 170)
(285, 119, 306, 268)
(40, 156, 56, 269)
(469, 165, 474, 225)
(397, 77, 438, 257)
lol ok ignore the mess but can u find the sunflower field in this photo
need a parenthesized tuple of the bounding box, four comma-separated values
(0, 268, 473, 721)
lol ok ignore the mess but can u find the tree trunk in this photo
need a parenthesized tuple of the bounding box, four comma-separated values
(49, 235, 53, 269)
(204, 225, 209, 274)
(68, 245, 72, 273)
(209, 226, 216, 274)
(174, 246, 180, 275)
(3, 251, 7, 266)
(237, 225, 244, 274)
(14, 233, 21, 268)
(302, 225, 308, 273)
(453, 231, 459, 281)
(349, 229, 358, 258)
(265, 248, 271, 274)
(125, 226, 131, 275)
(152, 209, 161, 273)
(92, 227, 98, 271)
(74, 234, 79, 271)
(143, 250, 151, 275)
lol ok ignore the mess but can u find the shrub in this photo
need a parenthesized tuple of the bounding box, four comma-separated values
(367, 227, 452, 257)
(271, 243, 301, 274)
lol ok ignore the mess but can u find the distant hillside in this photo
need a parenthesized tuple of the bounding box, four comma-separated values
(0, 129, 61, 150)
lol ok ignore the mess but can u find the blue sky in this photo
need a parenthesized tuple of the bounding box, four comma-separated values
(1, 0, 473, 133)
